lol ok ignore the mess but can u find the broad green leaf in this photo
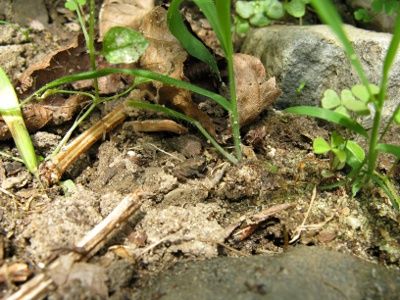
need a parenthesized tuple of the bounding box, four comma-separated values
(369, 84, 380, 94)
(285, 0, 306, 18)
(65, 0, 86, 11)
(321, 89, 341, 109)
(340, 88, 356, 104)
(102, 27, 148, 64)
(313, 137, 331, 154)
(167, 0, 219, 76)
(249, 13, 270, 26)
(266, 1, 285, 19)
(342, 98, 369, 114)
(285, 106, 368, 137)
(236, 1, 255, 19)
(346, 140, 365, 162)
(330, 131, 345, 148)
(332, 148, 347, 163)
(376, 143, 400, 158)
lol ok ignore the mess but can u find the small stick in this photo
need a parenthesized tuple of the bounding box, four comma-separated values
(125, 119, 188, 135)
(7, 190, 143, 300)
(39, 104, 127, 186)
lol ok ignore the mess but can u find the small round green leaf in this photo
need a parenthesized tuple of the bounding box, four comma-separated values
(330, 131, 345, 148)
(332, 148, 347, 164)
(351, 84, 369, 102)
(313, 137, 331, 154)
(65, 0, 86, 11)
(235, 19, 250, 37)
(102, 27, 148, 64)
(284, 0, 306, 18)
(334, 105, 350, 117)
(369, 84, 380, 95)
(321, 89, 340, 109)
(395, 109, 400, 124)
(236, 1, 255, 19)
(266, 1, 284, 19)
(249, 13, 270, 26)
(346, 140, 365, 162)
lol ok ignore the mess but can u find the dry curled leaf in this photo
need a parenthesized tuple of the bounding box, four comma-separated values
(139, 7, 217, 136)
(99, 0, 155, 39)
(124, 119, 188, 134)
(234, 53, 281, 126)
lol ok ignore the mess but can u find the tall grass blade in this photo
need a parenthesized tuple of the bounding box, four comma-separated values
(128, 100, 238, 164)
(376, 143, 400, 158)
(29, 68, 231, 111)
(0, 68, 38, 176)
(310, 0, 370, 89)
(167, 0, 220, 76)
(285, 106, 368, 137)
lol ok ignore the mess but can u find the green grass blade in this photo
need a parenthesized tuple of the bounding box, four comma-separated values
(29, 68, 231, 111)
(0, 68, 38, 176)
(167, 0, 220, 76)
(285, 106, 368, 137)
(193, 0, 228, 54)
(128, 100, 238, 164)
(310, 0, 370, 89)
(371, 172, 400, 209)
(376, 143, 400, 158)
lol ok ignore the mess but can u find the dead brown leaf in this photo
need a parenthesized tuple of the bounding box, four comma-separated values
(0, 262, 31, 283)
(234, 53, 281, 126)
(99, 0, 155, 39)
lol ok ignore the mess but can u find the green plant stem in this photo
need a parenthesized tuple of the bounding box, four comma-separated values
(88, 0, 99, 100)
(366, 104, 382, 181)
(227, 58, 242, 161)
(379, 103, 400, 141)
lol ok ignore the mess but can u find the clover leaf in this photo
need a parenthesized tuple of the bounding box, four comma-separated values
(65, 0, 86, 11)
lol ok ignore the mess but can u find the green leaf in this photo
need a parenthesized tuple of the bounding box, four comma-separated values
(313, 137, 331, 154)
(376, 143, 400, 159)
(346, 140, 365, 162)
(321, 89, 340, 109)
(330, 131, 345, 148)
(285, 0, 306, 18)
(285, 106, 368, 137)
(102, 27, 148, 64)
(354, 8, 372, 22)
(351, 84, 369, 102)
(341, 88, 369, 113)
(249, 12, 270, 26)
(334, 105, 350, 117)
(372, 0, 384, 12)
(332, 148, 347, 163)
(266, 1, 285, 19)
(65, 0, 86, 11)
(235, 18, 250, 37)
(168, 0, 220, 76)
(395, 108, 400, 124)
(236, 1, 255, 19)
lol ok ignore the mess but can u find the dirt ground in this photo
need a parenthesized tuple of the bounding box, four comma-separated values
(1, 1, 400, 299)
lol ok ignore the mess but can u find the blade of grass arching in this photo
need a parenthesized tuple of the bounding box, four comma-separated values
(167, 0, 220, 76)
(376, 143, 400, 158)
(310, 0, 370, 90)
(285, 106, 368, 137)
(0, 68, 38, 176)
(367, 10, 400, 181)
(26, 68, 232, 111)
(371, 172, 400, 209)
(193, 0, 228, 53)
(128, 100, 239, 164)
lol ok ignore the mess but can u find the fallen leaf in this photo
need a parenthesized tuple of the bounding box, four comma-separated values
(99, 0, 155, 39)
(234, 53, 281, 126)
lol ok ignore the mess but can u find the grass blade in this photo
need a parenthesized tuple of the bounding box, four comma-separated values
(128, 100, 238, 164)
(167, 0, 219, 76)
(285, 106, 368, 137)
(0, 68, 38, 176)
(310, 0, 370, 89)
(376, 143, 400, 158)
(28, 68, 231, 111)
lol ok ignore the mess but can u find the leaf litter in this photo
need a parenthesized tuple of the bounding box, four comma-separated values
(1, 1, 400, 299)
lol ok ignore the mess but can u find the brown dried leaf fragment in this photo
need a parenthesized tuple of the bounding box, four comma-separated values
(0, 262, 31, 283)
(124, 119, 188, 134)
(99, 0, 155, 39)
(139, 7, 217, 136)
(234, 53, 281, 126)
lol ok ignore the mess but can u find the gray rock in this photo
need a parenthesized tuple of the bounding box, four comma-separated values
(241, 25, 400, 121)
(137, 246, 400, 300)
